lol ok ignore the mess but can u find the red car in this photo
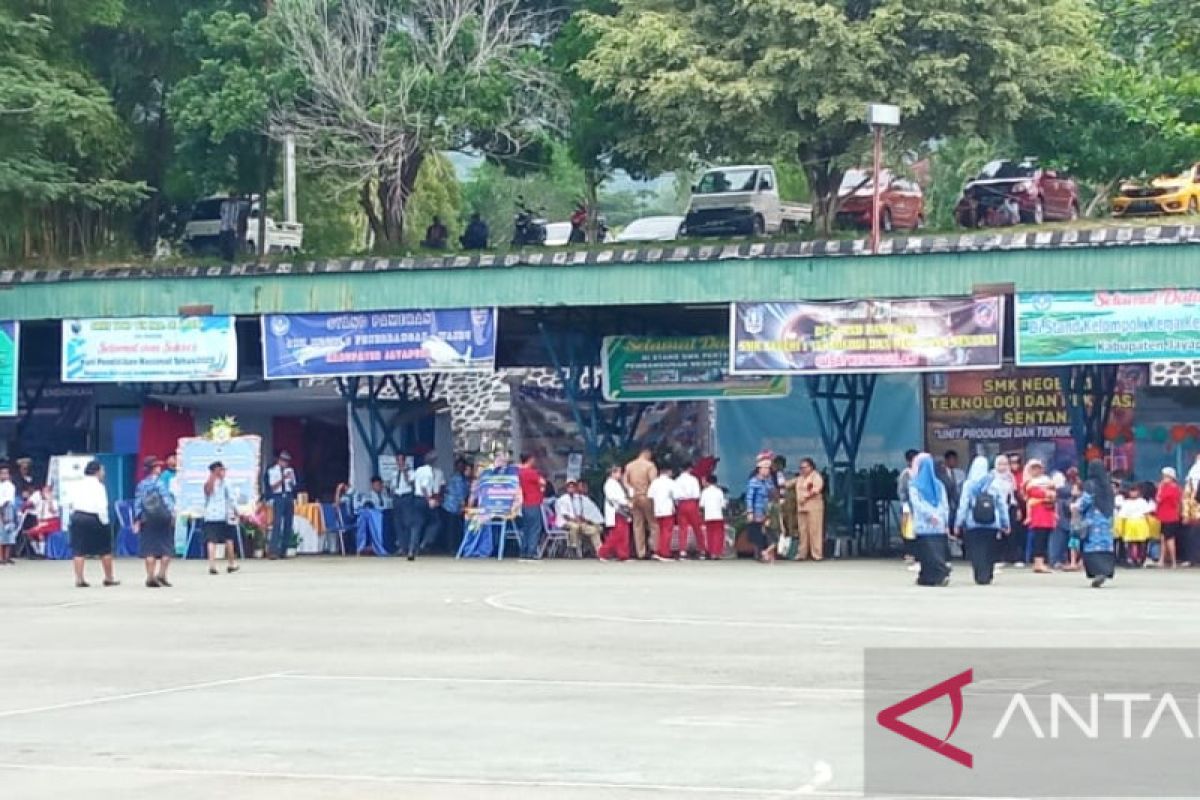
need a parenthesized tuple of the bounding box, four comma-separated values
(836, 169, 925, 231)
(955, 159, 1079, 227)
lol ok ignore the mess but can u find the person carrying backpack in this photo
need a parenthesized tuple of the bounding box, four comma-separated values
(954, 455, 1011, 585)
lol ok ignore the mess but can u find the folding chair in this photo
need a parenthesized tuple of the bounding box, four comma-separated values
(538, 501, 572, 559)
(319, 503, 351, 555)
(13, 510, 37, 559)
(114, 500, 138, 557)
(497, 517, 522, 560)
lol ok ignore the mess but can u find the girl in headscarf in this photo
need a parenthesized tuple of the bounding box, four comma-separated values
(954, 455, 1010, 585)
(907, 453, 951, 586)
(1074, 459, 1116, 587)
(1022, 459, 1057, 574)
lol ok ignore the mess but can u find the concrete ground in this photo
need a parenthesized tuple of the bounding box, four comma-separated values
(1, 556, 1198, 800)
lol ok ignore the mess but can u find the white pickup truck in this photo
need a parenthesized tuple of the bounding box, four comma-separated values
(180, 196, 304, 255)
(685, 164, 813, 237)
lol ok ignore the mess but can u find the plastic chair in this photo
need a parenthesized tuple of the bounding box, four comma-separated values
(319, 503, 351, 555)
(538, 500, 572, 559)
(115, 500, 138, 557)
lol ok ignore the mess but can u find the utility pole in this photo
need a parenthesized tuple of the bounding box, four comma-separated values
(865, 104, 900, 255)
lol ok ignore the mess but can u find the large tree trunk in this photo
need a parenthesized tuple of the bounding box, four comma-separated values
(806, 160, 844, 237)
(372, 152, 425, 251)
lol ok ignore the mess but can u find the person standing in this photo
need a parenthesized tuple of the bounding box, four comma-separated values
(1075, 459, 1117, 587)
(442, 459, 472, 556)
(134, 457, 176, 588)
(1022, 460, 1057, 574)
(599, 465, 631, 561)
(13, 458, 35, 498)
(897, 449, 919, 571)
(1156, 467, 1183, 568)
(517, 453, 546, 560)
(71, 461, 118, 588)
(650, 466, 678, 561)
(0, 463, 16, 565)
(160, 454, 178, 491)
(673, 463, 704, 559)
(745, 459, 774, 563)
(624, 448, 658, 560)
(203, 462, 241, 575)
(555, 481, 603, 557)
(908, 453, 951, 587)
(954, 456, 1010, 585)
(392, 454, 416, 558)
(1050, 468, 1078, 570)
(700, 474, 727, 560)
(266, 451, 297, 560)
(795, 458, 826, 561)
(409, 452, 446, 559)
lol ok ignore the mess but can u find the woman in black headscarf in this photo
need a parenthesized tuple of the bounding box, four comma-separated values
(1074, 459, 1116, 588)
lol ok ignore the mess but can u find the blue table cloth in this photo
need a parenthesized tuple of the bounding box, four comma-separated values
(355, 508, 388, 555)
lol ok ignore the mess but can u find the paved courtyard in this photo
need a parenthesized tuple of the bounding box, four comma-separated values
(1, 557, 1198, 799)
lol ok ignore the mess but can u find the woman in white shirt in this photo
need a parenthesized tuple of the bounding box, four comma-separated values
(597, 465, 632, 561)
(203, 461, 242, 576)
(71, 460, 118, 588)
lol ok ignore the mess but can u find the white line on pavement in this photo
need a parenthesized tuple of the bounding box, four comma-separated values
(0, 673, 284, 720)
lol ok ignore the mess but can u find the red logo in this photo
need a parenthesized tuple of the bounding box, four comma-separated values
(876, 669, 974, 768)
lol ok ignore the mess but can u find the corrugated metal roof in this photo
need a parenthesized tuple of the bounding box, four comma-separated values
(1, 232, 1198, 321)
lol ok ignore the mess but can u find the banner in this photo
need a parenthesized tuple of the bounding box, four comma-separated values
(1017, 289, 1200, 365)
(61, 316, 238, 383)
(731, 297, 1004, 375)
(474, 474, 521, 519)
(262, 308, 497, 379)
(176, 435, 262, 516)
(0, 322, 16, 416)
(602, 335, 788, 401)
(924, 364, 1144, 473)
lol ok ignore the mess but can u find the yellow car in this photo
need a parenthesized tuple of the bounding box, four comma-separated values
(1112, 164, 1200, 216)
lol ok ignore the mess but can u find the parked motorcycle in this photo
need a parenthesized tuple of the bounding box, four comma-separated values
(512, 199, 548, 246)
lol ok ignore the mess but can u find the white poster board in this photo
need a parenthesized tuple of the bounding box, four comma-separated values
(49, 454, 97, 520)
(176, 435, 262, 516)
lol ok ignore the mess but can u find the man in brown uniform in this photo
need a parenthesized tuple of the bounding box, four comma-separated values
(624, 448, 658, 559)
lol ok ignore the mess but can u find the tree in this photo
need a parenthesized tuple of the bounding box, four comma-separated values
(578, 0, 1098, 231)
(0, 6, 146, 260)
(271, 0, 565, 250)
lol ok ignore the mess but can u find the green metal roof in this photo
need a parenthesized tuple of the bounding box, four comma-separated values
(2, 229, 1199, 321)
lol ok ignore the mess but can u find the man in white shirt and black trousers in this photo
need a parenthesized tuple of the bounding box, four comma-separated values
(266, 450, 298, 559)
(405, 452, 445, 560)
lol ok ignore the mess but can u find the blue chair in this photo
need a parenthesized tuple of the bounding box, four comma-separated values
(45, 518, 72, 560)
(319, 503, 352, 555)
(183, 518, 244, 559)
(115, 500, 138, 557)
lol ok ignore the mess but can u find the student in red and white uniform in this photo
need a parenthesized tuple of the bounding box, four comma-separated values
(700, 474, 728, 559)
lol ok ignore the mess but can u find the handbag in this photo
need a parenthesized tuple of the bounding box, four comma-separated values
(777, 534, 798, 560)
(141, 488, 172, 526)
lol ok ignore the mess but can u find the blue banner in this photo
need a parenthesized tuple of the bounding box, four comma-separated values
(176, 435, 262, 516)
(261, 309, 498, 379)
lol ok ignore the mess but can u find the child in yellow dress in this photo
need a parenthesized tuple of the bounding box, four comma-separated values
(1117, 484, 1152, 567)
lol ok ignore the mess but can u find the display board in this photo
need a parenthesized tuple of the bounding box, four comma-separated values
(0, 321, 16, 416)
(730, 297, 1004, 374)
(261, 308, 497, 379)
(1016, 290, 1200, 365)
(175, 435, 262, 516)
(61, 316, 238, 383)
(473, 473, 521, 519)
(602, 335, 788, 401)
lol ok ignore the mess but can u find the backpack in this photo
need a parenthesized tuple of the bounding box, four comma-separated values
(142, 487, 172, 524)
(971, 479, 997, 527)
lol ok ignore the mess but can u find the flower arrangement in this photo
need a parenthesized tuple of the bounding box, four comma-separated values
(207, 415, 241, 444)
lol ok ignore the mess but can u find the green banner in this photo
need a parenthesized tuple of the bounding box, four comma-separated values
(0, 321, 16, 417)
(602, 335, 788, 402)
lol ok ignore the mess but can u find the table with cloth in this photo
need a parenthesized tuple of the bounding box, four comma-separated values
(259, 502, 325, 554)
(355, 508, 388, 555)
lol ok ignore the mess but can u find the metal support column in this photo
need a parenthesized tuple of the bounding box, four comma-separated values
(1060, 365, 1120, 462)
(805, 374, 877, 537)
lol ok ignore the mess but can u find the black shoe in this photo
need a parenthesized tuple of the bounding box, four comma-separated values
(406, 553, 416, 562)
(75, 580, 90, 589)
(227, 565, 240, 574)
(209, 568, 219, 576)
(103, 579, 121, 587)
(156, 576, 172, 587)
(1091, 576, 1107, 588)
(146, 578, 161, 588)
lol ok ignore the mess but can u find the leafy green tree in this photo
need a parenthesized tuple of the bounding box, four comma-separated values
(0, 5, 145, 261)
(461, 144, 586, 245)
(405, 154, 464, 247)
(271, 0, 565, 250)
(578, 0, 1097, 231)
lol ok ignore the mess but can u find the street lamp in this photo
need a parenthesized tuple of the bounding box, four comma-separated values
(865, 103, 901, 255)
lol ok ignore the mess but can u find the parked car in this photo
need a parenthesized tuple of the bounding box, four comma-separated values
(180, 196, 304, 254)
(685, 164, 812, 237)
(615, 215, 687, 243)
(954, 160, 1079, 227)
(1112, 164, 1200, 217)
(835, 169, 925, 231)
